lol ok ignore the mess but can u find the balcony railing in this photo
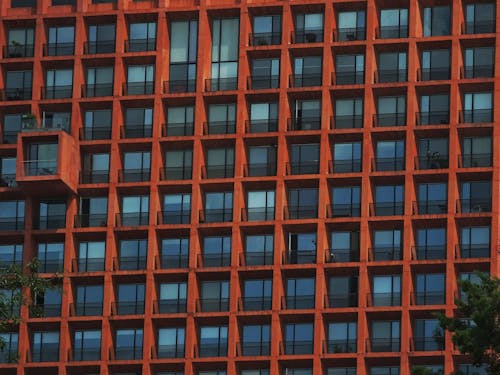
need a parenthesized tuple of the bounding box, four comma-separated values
(70, 348, 101, 362)
(456, 199, 491, 214)
(369, 247, 402, 261)
(376, 26, 408, 39)
(157, 254, 189, 269)
(412, 245, 446, 260)
(288, 116, 321, 131)
(248, 75, 280, 90)
(246, 119, 278, 133)
(158, 210, 191, 225)
(162, 122, 194, 136)
(286, 161, 319, 175)
(116, 212, 149, 226)
(243, 207, 275, 221)
(284, 250, 316, 264)
(244, 163, 276, 177)
(462, 20, 495, 34)
(204, 120, 236, 135)
(84, 40, 115, 54)
(327, 203, 361, 217)
(458, 244, 490, 259)
(38, 259, 64, 273)
(369, 292, 401, 307)
(289, 73, 322, 87)
(199, 208, 233, 223)
(121, 124, 152, 138)
(71, 302, 103, 316)
(73, 257, 105, 272)
(163, 79, 196, 93)
(414, 200, 448, 215)
(203, 164, 234, 179)
(113, 346, 142, 360)
(2, 130, 19, 144)
(3, 44, 34, 58)
(373, 113, 406, 127)
(284, 205, 318, 219)
(242, 251, 273, 266)
(30, 344, 60, 362)
(462, 65, 494, 79)
(330, 159, 362, 173)
(411, 337, 444, 351)
(292, 30, 323, 43)
(24, 160, 58, 176)
(80, 126, 112, 140)
(112, 301, 145, 315)
(34, 215, 66, 230)
(460, 109, 493, 124)
(161, 166, 192, 180)
(418, 68, 450, 81)
(367, 338, 400, 352)
(239, 296, 272, 311)
(30, 303, 61, 318)
(205, 77, 238, 91)
(123, 82, 154, 96)
(250, 32, 282, 46)
(125, 38, 156, 52)
(332, 114, 363, 129)
(74, 214, 107, 228)
(200, 252, 231, 268)
(197, 342, 227, 357)
(415, 155, 449, 170)
(334, 27, 366, 41)
(81, 83, 113, 97)
(370, 202, 404, 216)
(153, 299, 187, 314)
(327, 293, 358, 308)
(115, 256, 147, 271)
(1, 87, 32, 101)
(328, 249, 359, 263)
(411, 291, 445, 305)
(238, 342, 271, 356)
(118, 169, 151, 182)
(372, 157, 405, 171)
(325, 339, 357, 353)
(459, 153, 492, 168)
(44, 42, 75, 56)
(375, 69, 407, 83)
(80, 170, 109, 184)
(416, 111, 450, 125)
(283, 295, 315, 309)
(282, 340, 314, 355)
(0, 217, 24, 231)
(157, 344, 184, 359)
(334, 71, 364, 85)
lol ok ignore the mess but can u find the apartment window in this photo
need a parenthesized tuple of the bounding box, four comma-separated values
(115, 329, 143, 360)
(241, 370, 269, 375)
(6, 28, 34, 57)
(202, 236, 231, 267)
(120, 195, 149, 226)
(459, 272, 483, 300)
(284, 322, 314, 354)
(375, 139, 405, 171)
(464, 3, 495, 34)
(462, 136, 492, 167)
(331, 186, 360, 217)
(208, 103, 236, 134)
(328, 275, 358, 307)
(295, 13, 324, 43)
(417, 182, 447, 215)
(370, 367, 400, 375)
(81, 152, 109, 185)
(287, 232, 316, 264)
(26, 143, 58, 177)
(0, 200, 24, 231)
(334, 98, 363, 129)
(0, 244, 22, 268)
(289, 143, 319, 174)
(128, 22, 156, 52)
(242, 279, 272, 310)
(423, 6, 450, 36)
(165, 149, 192, 180)
(291, 99, 321, 130)
(116, 283, 145, 315)
(247, 190, 275, 221)
(241, 324, 270, 356)
(337, 10, 366, 40)
(249, 102, 278, 133)
(333, 142, 361, 172)
(203, 191, 233, 222)
(421, 49, 450, 80)
(200, 280, 229, 311)
(464, 47, 494, 78)
(4, 70, 32, 100)
(251, 58, 279, 89)
(160, 237, 189, 268)
(370, 320, 400, 352)
(373, 185, 404, 216)
(0, 333, 18, 363)
(85, 66, 114, 97)
(245, 234, 273, 266)
(376, 95, 406, 126)
(287, 188, 318, 219)
(31, 287, 61, 318)
(327, 321, 357, 353)
(87, 24, 116, 53)
(463, 92, 493, 123)
(413, 319, 444, 351)
(252, 15, 281, 45)
(460, 226, 490, 258)
(124, 107, 153, 138)
(2, 114, 22, 143)
(210, 18, 239, 91)
(419, 93, 449, 125)
(379, 8, 408, 38)
(169, 20, 197, 92)
(460, 181, 491, 212)
(78, 197, 107, 227)
(328, 368, 356, 375)
(47, 25, 74, 56)
(32, 331, 59, 362)
(415, 228, 446, 260)
(73, 330, 101, 361)
(293, 56, 322, 87)
(166, 105, 194, 136)
(330, 231, 359, 262)
(286, 277, 315, 309)
(415, 273, 445, 305)
(247, 145, 276, 176)
(0, 157, 16, 187)
(119, 239, 147, 270)
(417, 138, 448, 169)
(83, 109, 112, 140)
(377, 52, 406, 82)
(372, 275, 401, 306)
(162, 193, 191, 224)
(283, 369, 312, 375)
(199, 326, 228, 357)
(372, 229, 401, 261)
(158, 327, 185, 358)
(37, 242, 64, 273)
(78, 240, 105, 272)
(158, 282, 187, 313)
(126, 65, 154, 95)
(205, 147, 234, 178)
(335, 53, 364, 84)
(75, 284, 103, 316)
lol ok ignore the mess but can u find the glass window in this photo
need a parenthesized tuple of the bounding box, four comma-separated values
(328, 275, 358, 307)
(7, 28, 34, 57)
(334, 98, 363, 128)
(47, 26, 74, 55)
(287, 188, 318, 218)
(376, 95, 406, 126)
(465, 3, 495, 33)
(328, 321, 357, 353)
(87, 24, 116, 53)
(379, 8, 408, 38)
(374, 185, 404, 215)
(128, 22, 156, 52)
(286, 277, 315, 308)
(158, 327, 185, 358)
(75, 284, 103, 315)
(32, 331, 59, 362)
(333, 142, 362, 172)
(423, 6, 450, 36)
(159, 282, 187, 313)
(253, 15, 281, 45)
(211, 18, 239, 89)
(78, 241, 105, 271)
(372, 275, 401, 306)
(337, 10, 366, 40)
(375, 139, 405, 170)
(289, 143, 320, 173)
(199, 326, 228, 356)
(371, 320, 400, 351)
(284, 322, 314, 354)
(117, 283, 145, 314)
(165, 149, 192, 179)
(461, 226, 490, 258)
(115, 329, 143, 360)
(73, 330, 101, 361)
(245, 234, 273, 265)
(37, 242, 64, 273)
(377, 52, 406, 82)
(415, 273, 445, 304)
(335, 54, 364, 84)
(0, 332, 18, 363)
(372, 229, 401, 260)
(166, 105, 194, 136)
(169, 20, 197, 92)
(295, 13, 324, 42)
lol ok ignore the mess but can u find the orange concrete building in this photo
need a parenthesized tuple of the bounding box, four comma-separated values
(0, 0, 498, 374)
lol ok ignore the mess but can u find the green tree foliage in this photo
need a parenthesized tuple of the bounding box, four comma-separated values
(436, 272, 500, 374)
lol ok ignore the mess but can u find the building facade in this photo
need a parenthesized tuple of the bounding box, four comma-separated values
(0, 0, 498, 374)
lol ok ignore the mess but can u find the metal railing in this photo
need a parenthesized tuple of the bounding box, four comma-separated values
(157, 254, 189, 269)
(418, 67, 450, 81)
(153, 299, 187, 314)
(459, 153, 492, 168)
(73, 257, 105, 272)
(375, 69, 407, 83)
(69, 348, 101, 362)
(44, 42, 74, 56)
(161, 166, 192, 180)
(289, 73, 322, 87)
(80, 125, 112, 140)
(370, 202, 404, 216)
(3, 44, 34, 58)
(118, 169, 151, 182)
(71, 302, 103, 316)
(283, 295, 315, 309)
(196, 342, 227, 357)
(81, 83, 113, 97)
(412, 245, 446, 260)
(411, 291, 445, 305)
(237, 341, 271, 356)
(248, 75, 280, 90)
(199, 208, 233, 223)
(416, 111, 449, 125)
(113, 346, 142, 360)
(456, 199, 491, 214)
(203, 164, 234, 179)
(112, 301, 145, 315)
(334, 27, 366, 41)
(329, 159, 362, 173)
(30, 344, 60, 362)
(367, 338, 400, 352)
(244, 163, 276, 177)
(368, 292, 401, 306)
(205, 77, 238, 91)
(125, 38, 156, 52)
(199, 253, 231, 268)
(287, 116, 321, 131)
(413, 200, 448, 215)
(116, 212, 149, 226)
(334, 71, 364, 85)
(327, 293, 358, 308)
(0, 88, 32, 101)
(286, 161, 320, 175)
(162, 122, 194, 137)
(328, 203, 361, 217)
(292, 30, 323, 43)
(325, 339, 357, 353)
(462, 64, 494, 79)
(246, 119, 278, 133)
(163, 79, 196, 93)
(462, 20, 495, 34)
(204, 120, 236, 135)
(121, 124, 152, 138)
(369, 247, 402, 261)
(415, 156, 449, 170)
(328, 249, 359, 263)
(158, 210, 191, 225)
(458, 244, 490, 259)
(74, 214, 107, 228)
(115, 256, 147, 270)
(80, 170, 109, 184)
(332, 114, 363, 129)
(0, 217, 24, 231)
(411, 337, 444, 351)
(123, 82, 154, 96)
(242, 251, 273, 266)
(37, 259, 64, 273)
(250, 32, 282, 46)
(281, 340, 314, 355)
(29, 303, 61, 318)
(238, 296, 272, 311)
(372, 157, 405, 171)
(284, 250, 316, 264)
(23, 160, 58, 176)
(284, 205, 318, 219)
(373, 113, 406, 127)
(242, 207, 275, 221)
(459, 109, 493, 124)
(156, 344, 185, 359)
(34, 215, 66, 230)
(84, 40, 115, 54)
(376, 26, 408, 39)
